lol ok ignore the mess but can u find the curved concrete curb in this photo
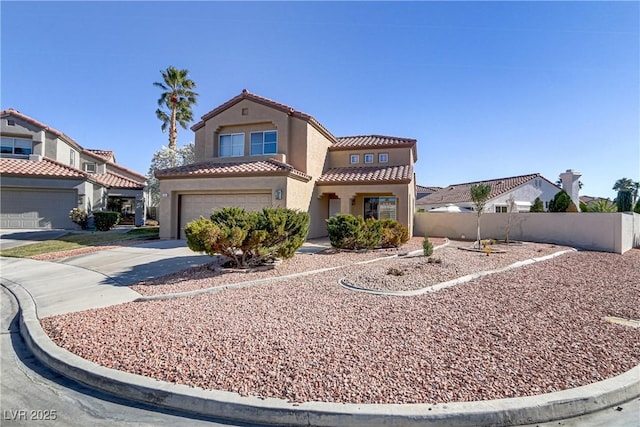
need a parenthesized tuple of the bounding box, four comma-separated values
(136, 240, 451, 301)
(4, 278, 639, 427)
(341, 248, 577, 296)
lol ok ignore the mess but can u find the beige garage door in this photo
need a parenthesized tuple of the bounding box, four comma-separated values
(179, 193, 272, 238)
(1, 188, 77, 229)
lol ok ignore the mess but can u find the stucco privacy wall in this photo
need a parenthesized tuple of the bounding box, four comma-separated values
(414, 212, 640, 254)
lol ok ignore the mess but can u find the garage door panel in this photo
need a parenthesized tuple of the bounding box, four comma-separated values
(1, 188, 76, 229)
(179, 193, 272, 238)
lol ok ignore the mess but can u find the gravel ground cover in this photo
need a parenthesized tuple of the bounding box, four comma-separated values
(42, 247, 639, 405)
(131, 237, 440, 296)
(346, 241, 571, 292)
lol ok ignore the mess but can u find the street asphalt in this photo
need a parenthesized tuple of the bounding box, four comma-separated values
(0, 230, 638, 426)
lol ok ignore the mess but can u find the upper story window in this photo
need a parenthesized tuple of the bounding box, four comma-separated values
(1, 137, 32, 157)
(84, 162, 97, 173)
(379, 153, 389, 163)
(350, 154, 360, 164)
(219, 133, 244, 157)
(364, 153, 374, 164)
(70, 150, 76, 167)
(250, 131, 277, 156)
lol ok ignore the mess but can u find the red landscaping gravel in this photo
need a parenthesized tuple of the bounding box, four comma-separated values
(131, 237, 442, 296)
(41, 246, 640, 405)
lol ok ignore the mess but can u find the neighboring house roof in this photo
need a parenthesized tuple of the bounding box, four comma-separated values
(332, 135, 418, 161)
(1, 108, 81, 150)
(192, 89, 337, 142)
(155, 158, 311, 181)
(417, 185, 442, 193)
(417, 173, 557, 205)
(86, 149, 115, 163)
(0, 157, 88, 179)
(317, 165, 413, 185)
(580, 195, 611, 204)
(93, 171, 145, 189)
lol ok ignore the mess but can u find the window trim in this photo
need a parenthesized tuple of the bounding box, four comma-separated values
(350, 154, 360, 164)
(1, 136, 33, 157)
(250, 130, 278, 156)
(495, 205, 508, 213)
(84, 162, 97, 173)
(219, 132, 245, 157)
(378, 153, 389, 163)
(364, 153, 374, 164)
(364, 196, 397, 220)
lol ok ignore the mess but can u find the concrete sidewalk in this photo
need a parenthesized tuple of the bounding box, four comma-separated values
(1, 239, 638, 426)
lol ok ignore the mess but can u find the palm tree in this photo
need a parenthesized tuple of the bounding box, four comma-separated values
(154, 66, 198, 150)
(585, 199, 617, 213)
(613, 177, 639, 208)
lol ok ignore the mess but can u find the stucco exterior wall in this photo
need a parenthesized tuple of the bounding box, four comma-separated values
(414, 212, 640, 254)
(328, 147, 412, 169)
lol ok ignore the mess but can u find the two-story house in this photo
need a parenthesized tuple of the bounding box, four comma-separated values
(0, 109, 147, 229)
(155, 90, 417, 239)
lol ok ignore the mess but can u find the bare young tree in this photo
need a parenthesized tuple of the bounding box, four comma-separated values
(470, 183, 491, 248)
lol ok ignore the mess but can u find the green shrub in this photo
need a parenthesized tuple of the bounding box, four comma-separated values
(616, 191, 633, 212)
(326, 214, 366, 250)
(93, 211, 121, 231)
(69, 208, 89, 229)
(634, 199, 640, 214)
(529, 197, 545, 212)
(379, 219, 409, 248)
(184, 207, 309, 268)
(549, 191, 572, 212)
(326, 214, 407, 250)
(423, 235, 434, 257)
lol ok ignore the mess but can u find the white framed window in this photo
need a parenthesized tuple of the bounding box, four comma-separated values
(495, 206, 508, 213)
(378, 153, 389, 163)
(70, 150, 76, 167)
(219, 133, 244, 157)
(364, 197, 397, 220)
(350, 154, 360, 164)
(250, 131, 277, 156)
(364, 153, 374, 164)
(84, 162, 97, 173)
(1, 137, 32, 156)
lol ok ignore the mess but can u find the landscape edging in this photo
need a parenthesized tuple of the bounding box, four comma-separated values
(3, 278, 639, 427)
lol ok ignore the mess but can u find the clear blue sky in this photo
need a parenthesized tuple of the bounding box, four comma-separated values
(2, 1, 638, 200)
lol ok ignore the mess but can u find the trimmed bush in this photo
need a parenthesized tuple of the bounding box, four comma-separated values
(69, 208, 89, 229)
(326, 214, 408, 250)
(184, 207, 309, 268)
(616, 191, 633, 212)
(379, 219, 409, 248)
(634, 200, 640, 214)
(93, 211, 121, 231)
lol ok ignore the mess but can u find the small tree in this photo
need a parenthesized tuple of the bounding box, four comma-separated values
(423, 235, 433, 257)
(504, 194, 517, 244)
(147, 143, 195, 207)
(470, 184, 491, 248)
(634, 199, 640, 214)
(530, 197, 545, 212)
(549, 190, 572, 212)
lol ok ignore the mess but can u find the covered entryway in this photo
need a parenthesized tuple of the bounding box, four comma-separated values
(178, 192, 272, 238)
(0, 187, 77, 229)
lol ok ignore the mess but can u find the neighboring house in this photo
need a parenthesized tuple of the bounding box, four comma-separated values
(416, 173, 560, 213)
(416, 185, 441, 202)
(0, 109, 146, 229)
(156, 89, 418, 239)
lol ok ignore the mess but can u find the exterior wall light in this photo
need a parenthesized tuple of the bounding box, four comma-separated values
(161, 193, 169, 198)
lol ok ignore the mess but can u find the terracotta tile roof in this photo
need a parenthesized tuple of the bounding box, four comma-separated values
(86, 149, 115, 162)
(332, 135, 418, 161)
(317, 165, 413, 185)
(1, 108, 81, 149)
(416, 173, 557, 205)
(92, 171, 144, 189)
(416, 185, 441, 193)
(155, 158, 311, 181)
(0, 157, 88, 179)
(192, 89, 337, 142)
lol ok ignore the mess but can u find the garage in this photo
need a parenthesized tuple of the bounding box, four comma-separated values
(0, 187, 77, 229)
(178, 193, 272, 238)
